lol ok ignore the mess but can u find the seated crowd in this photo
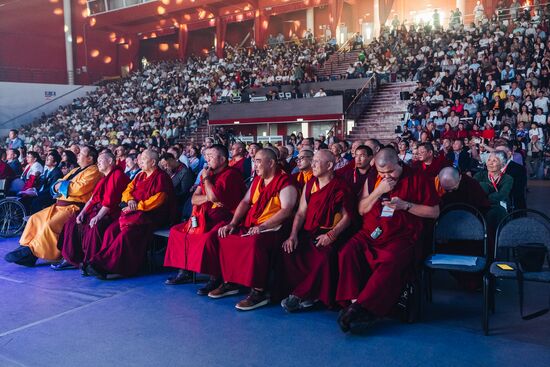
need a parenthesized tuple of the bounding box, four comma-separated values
(1, 125, 528, 333)
(0, 5, 545, 334)
(11, 37, 336, 154)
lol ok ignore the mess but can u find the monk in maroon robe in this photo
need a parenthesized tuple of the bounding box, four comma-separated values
(54, 151, 130, 270)
(163, 145, 246, 294)
(84, 149, 175, 278)
(438, 167, 491, 211)
(337, 149, 440, 333)
(339, 145, 375, 198)
(211, 149, 298, 311)
(278, 150, 353, 311)
(412, 142, 452, 178)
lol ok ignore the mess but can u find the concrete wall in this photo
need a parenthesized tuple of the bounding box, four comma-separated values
(0, 82, 97, 135)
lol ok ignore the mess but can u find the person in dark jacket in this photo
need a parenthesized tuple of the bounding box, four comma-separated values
(446, 139, 472, 174)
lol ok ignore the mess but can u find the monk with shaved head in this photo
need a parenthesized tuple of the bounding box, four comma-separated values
(84, 149, 176, 279)
(278, 150, 353, 312)
(211, 148, 298, 311)
(438, 167, 490, 211)
(336, 148, 440, 333)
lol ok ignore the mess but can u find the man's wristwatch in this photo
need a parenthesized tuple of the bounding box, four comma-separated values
(405, 202, 413, 211)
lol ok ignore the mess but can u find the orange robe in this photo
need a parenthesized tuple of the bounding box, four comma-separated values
(20, 165, 101, 260)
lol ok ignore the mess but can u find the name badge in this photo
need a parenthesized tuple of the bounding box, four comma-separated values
(370, 227, 383, 240)
(381, 205, 395, 217)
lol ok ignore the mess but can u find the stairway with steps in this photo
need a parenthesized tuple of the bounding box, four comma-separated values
(317, 50, 361, 79)
(178, 123, 210, 147)
(347, 81, 417, 143)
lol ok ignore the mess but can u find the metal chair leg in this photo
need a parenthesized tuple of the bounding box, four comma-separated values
(427, 270, 433, 303)
(483, 274, 490, 336)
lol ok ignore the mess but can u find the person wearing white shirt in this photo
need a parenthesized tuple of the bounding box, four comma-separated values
(534, 93, 549, 114)
(314, 88, 327, 98)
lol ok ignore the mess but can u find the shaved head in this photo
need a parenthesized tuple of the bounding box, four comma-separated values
(258, 148, 278, 162)
(374, 148, 399, 167)
(438, 167, 461, 191)
(312, 149, 336, 178)
(142, 149, 159, 164)
(317, 149, 336, 164)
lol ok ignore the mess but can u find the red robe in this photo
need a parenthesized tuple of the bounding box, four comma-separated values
(163, 167, 246, 276)
(218, 170, 293, 288)
(276, 176, 353, 306)
(336, 165, 439, 316)
(58, 166, 130, 266)
(89, 168, 175, 276)
(0, 160, 15, 180)
(412, 155, 452, 178)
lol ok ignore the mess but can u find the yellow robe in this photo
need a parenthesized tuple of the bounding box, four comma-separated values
(20, 165, 101, 260)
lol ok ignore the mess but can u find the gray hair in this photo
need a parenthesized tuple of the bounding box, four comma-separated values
(490, 151, 508, 167)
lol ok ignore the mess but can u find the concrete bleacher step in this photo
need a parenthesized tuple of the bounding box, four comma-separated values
(347, 81, 415, 141)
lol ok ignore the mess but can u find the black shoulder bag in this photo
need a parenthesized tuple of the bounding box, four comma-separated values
(513, 243, 549, 320)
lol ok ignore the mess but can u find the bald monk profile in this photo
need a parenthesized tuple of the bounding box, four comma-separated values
(84, 149, 176, 278)
(278, 150, 353, 312)
(291, 148, 314, 190)
(229, 142, 252, 181)
(336, 148, 440, 332)
(210, 148, 298, 311)
(438, 167, 490, 211)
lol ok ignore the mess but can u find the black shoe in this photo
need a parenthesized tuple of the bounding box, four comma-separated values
(165, 270, 193, 285)
(51, 259, 77, 271)
(337, 303, 376, 333)
(84, 264, 107, 280)
(197, 277, 222, 296)
(4, 246, 37, 267)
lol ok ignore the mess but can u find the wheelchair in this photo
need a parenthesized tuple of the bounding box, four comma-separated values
(0, 179, 28, 238)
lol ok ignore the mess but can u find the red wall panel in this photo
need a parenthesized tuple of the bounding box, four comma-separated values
(225, 21, 254, 48)
(186, 28, 215, 58)
(139, 34, 179, 63)
(0, 0, 67, 83)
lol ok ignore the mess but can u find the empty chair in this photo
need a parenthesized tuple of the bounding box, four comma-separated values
(483, 209, 550, 335)
(423, 204, 488, 320)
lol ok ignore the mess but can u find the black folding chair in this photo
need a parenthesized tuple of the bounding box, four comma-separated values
(483, 209, 550, 335)
(422, 204, 488, 320)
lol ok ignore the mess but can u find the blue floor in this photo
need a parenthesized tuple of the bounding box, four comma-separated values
(0, 182, 549, 366)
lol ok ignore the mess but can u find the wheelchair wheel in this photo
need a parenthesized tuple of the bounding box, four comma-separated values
(0, 198, 26, 238)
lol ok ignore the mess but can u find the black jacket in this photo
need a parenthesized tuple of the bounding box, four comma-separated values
(504, 160, 527, 210)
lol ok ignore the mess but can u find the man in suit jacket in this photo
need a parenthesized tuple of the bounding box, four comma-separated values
(446, 140, 472, 174)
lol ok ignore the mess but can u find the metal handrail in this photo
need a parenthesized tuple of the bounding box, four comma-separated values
(344, 74, 377, 121)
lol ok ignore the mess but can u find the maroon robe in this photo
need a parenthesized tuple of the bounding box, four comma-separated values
(58, 166, 130, 266)
(336, 165, 439, 316)
(412, 155, 452, 178)
(335, 158, 355, 177)
(440, 174, 491, 212)
(218, 170, 293, 289)
(339, 166, 377, 199)
(276, 176, 353, 306)
(89, 168, 175, 276)
(163, 167, 246, 276)
(0, 160, 15, 180)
